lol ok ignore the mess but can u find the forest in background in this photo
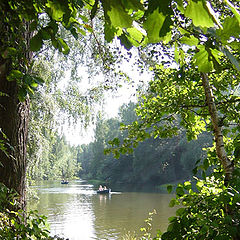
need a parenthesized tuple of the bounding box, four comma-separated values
(27, 100, 212, 191)
(78, 102, 212, 190)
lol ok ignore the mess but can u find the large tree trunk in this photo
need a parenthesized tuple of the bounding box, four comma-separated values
(0, 18, 31, 209)
(0, 76, 30, 209)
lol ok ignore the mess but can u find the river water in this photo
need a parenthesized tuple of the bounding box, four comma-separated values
(28, 180, 176, 240)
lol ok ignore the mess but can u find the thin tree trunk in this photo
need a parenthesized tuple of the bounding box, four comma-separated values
(201, 72, 234, 184)
(201, 73, 239, 240)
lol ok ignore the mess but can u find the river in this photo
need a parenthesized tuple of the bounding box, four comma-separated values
(28, 180, 177, 240)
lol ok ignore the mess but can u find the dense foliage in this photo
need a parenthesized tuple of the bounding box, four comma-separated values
(0, 183, 50, 239)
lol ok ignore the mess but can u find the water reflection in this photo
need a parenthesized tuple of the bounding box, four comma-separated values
(29, 180, 176, 240)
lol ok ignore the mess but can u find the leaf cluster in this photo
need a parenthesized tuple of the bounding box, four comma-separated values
(0, 0, 95, 101)
(160, 171, 240, 240)
(0, 183, 54, 239)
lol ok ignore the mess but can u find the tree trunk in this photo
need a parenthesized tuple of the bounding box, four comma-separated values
(201, 72, 234, 184)
(0, 75, 30, 209)
(201, 73, 239, 239)
(0, 18, 31, 209)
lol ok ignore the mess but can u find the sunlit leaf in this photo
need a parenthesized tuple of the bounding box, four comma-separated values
(180, 35, 199, 46)
(103, 0, 132, 28)
(216, 16, 240, 41)
(224, 0, 240, 24)
(185, 0, 215, 28)
(193, 46, 213, 72)
(127, 27, 144, 43)
(46, 1, 67, 21)
(7, 70, 23, 82)
(143, 9, 167, 43)
(58, 38, 70, 54)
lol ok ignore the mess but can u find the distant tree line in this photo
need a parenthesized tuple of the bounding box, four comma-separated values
(77, 102, 212, 190)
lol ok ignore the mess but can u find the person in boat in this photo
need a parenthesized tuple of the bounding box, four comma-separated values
(99, 185, 103, 191)
(104, 186, 107, 190)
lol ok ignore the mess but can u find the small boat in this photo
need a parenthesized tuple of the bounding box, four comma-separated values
(97, 189, 111, 194)
(61, 180, 69, 184)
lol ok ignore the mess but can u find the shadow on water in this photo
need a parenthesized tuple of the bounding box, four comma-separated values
(28, 180, 177, 240)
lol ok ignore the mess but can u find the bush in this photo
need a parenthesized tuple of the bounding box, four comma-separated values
(0, 183, 60, 239)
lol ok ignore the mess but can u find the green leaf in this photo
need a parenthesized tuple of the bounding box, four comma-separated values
(234, 144, 240, 160)
(58, 38, 70, 54)
(114, 150, 120, 159)
(121, 0, 144, 11)
(143, 8, 170, 43)
(33, 76, 44, 85)
(176, 186, 184, 196)
(185, 0, 215, 28)
(46, 1, 67, 21)
(180, 35, 199, 46)
(203, 158, 209, 170)
(176, 0, 184, 13)
(168, 216, 177, 222)
(167, 185, 173, 193)
(30, 21, 38, 31)
(176, 208, 185, 216)
(196, 181, 204, 190)
(79, 14, 88, 23)
(90, 0, 98, 20)
(103, 0, 132, 28)
(48, 21, 59, 35)
(183, 181, 192, 190)
(104, 22, 115, 42)
(30, 32, 43, 52)
(224, 0, 240, 24)
(7, 70, 23, 82)
(41, 28, 52, 40)
(169, 198, 176, 207)
(119, 33, 133, 50)
(18, 88, 28, 102)
(2, 47, 17, 59)
(119, 147, 127, 154)
(112, 137, 120, 146)
(70, 28, 78, 39)
(216, 17, 240, 42)
(193, 46, 213, 72)
(127, 27, 144, 43)
(220, 47, 240, 71)
(51, 38, 59, 50)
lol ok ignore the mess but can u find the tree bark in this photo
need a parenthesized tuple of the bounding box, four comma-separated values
(201, 73, 239, 240)
(0, 18, 31, 209)
(0, 75, 30, 209)
(201, 73, 234, 183)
